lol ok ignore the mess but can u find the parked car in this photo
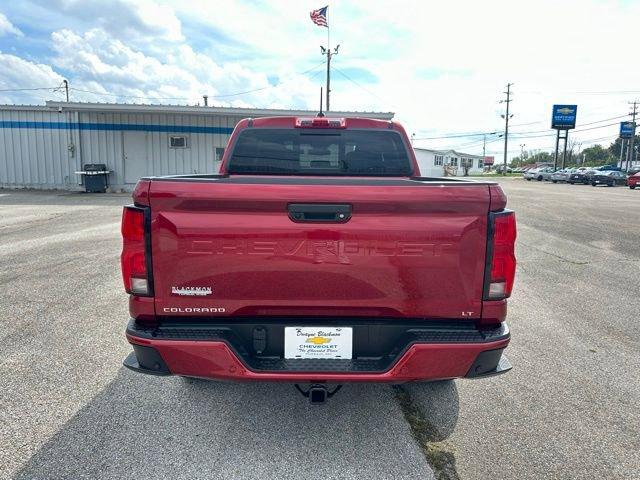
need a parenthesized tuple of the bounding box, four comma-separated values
(628, 171, 640, 189)
(591, 170, 628, 187)
(120, 115, 516, 403)
(551, 168, 574, 183)
(595, 165, 621, 171)
(524, 166, 553, 181)
(539, 167, 555, 181)
(569, 169, 597, 184)
(523, 168, 539, 180)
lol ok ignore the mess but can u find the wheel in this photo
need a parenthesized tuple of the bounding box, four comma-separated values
(537, 176, 543, 181)
(630, 185, 636, 189)
(569, 181, 574, 185)
(591, 183, 597, 187)
(526, 178, 531, 181)
(552, 180, 558, 183)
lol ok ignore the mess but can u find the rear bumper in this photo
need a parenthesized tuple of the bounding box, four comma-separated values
(124, 318, 511, 383)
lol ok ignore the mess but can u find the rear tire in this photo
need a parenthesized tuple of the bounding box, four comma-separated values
(569, 181, 574, 184)
(631, 185, 636, 189)
(591, 183, 597, 187)
(537, 176, 543, 181)
(552, 180, 558, 183)
(526, 178, 531, 181)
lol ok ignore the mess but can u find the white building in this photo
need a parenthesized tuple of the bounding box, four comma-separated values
(0, 102, 393, 191)
(414, 148, 485, 177)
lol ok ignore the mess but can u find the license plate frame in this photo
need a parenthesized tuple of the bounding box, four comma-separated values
(284, 327, 353, 360)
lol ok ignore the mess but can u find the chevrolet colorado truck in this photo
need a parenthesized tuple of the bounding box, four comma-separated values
(122, 115, 516, 403)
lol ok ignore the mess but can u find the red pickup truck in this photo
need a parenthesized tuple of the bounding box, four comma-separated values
(121, 116, 516, 403)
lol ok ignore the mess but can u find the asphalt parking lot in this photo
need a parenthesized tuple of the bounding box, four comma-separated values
(1, 180, 639, 480)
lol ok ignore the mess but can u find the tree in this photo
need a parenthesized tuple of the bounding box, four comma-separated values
(582, 145, 615, 166)
(510, 150, 552, 167)
(608, 135, 640, 162)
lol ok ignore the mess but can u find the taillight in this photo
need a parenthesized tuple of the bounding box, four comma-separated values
(295, 117, 346, 128)
(484, 210, 517, 300)
(121, 206, 152, 296)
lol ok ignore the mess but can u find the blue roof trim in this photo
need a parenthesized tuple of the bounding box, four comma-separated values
(0, 121, 234, 134)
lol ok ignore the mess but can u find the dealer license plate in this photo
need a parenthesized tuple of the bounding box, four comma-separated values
(284, 327, 353, 360)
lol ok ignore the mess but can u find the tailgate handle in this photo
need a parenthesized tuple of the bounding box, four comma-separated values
(288, 204, 352, 223)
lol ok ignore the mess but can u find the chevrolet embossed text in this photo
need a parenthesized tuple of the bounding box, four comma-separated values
(188, 239, 453, 258)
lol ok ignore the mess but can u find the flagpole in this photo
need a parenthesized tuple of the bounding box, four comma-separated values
(327, 5, 330, 53)
(326, 6, 330, 111)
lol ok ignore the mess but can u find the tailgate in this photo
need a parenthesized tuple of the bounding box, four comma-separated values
(149, 177, 490, 319)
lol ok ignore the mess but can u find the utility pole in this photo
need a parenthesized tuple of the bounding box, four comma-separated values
(63, 79, 69, 102)
(483, 134, 488, 159)
(627, 101, 638, 172)
(500, 83, 513, 175)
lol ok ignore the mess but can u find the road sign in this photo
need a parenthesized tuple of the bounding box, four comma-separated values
(551, 105, 577, 130)
(620, 121, 636, 139)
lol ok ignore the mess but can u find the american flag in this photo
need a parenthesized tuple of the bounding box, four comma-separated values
(310, 6, 328, 27)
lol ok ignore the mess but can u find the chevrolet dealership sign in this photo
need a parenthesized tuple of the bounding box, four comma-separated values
(551, 105, 578, 130)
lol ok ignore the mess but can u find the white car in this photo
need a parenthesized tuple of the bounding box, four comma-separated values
(524, 167, 553, 181)
(551, 168, 575, 183)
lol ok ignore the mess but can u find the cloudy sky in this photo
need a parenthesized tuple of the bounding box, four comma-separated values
(1, 0, 639, 159)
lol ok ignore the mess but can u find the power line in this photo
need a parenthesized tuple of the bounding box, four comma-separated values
(69, 87, 188, 101)
(413, 131, 501, 141)
(211, 61, 326, 98)
(518, 89, 640, 96)
(0, 86, 60, 92)
(331, 66, 396, 110)
(63, 62, 329, 102)
(510, 115, 628, 136)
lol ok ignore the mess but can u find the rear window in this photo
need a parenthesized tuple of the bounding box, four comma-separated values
(227, 129, 412, 176)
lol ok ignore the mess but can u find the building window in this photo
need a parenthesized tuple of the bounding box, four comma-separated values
(478, 159, 484, 168)
(450, 157, 458, 167)
(169, 135, 188, 148)
(215, 147, 225, 162)
(462, 158, 473, 167)
(434, 155, 443, 166)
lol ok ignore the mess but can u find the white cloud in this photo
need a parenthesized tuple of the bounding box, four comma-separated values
(47, 27, 321, 110)
(33, 0, 183, 42)
(2, 0, 640, 158)
(166, 0, 640, 156)
(0, 53, 64, 104)
(0, 12, 23, 37)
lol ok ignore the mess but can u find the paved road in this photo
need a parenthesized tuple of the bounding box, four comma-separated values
(0, 191, 433, 480)
(448, 179, 640, 479)
(1, 181, 639, 479)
